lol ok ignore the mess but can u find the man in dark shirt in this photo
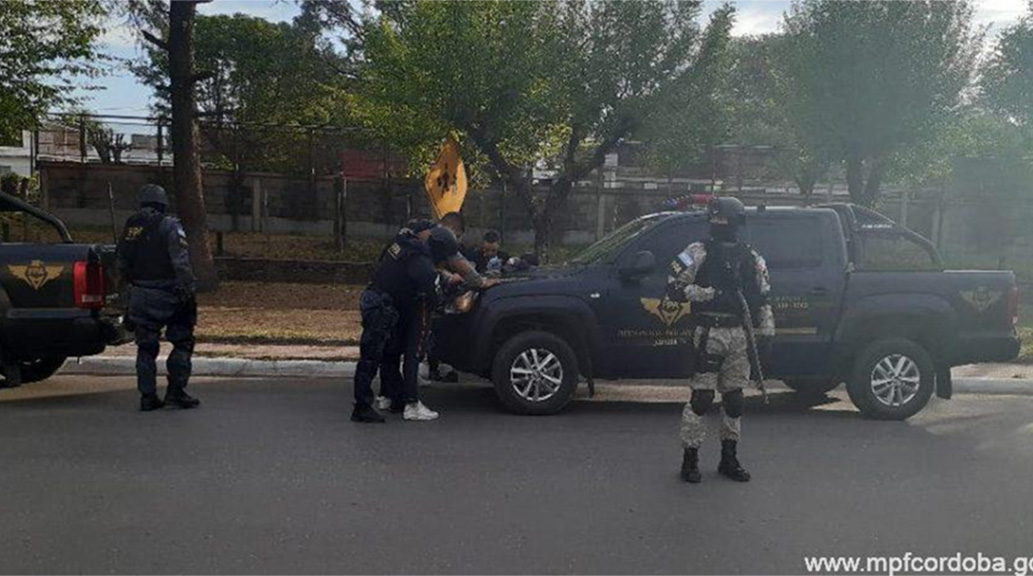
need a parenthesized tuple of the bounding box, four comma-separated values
(352, 222, 459, 422)
(463, 229, 508, 275)
(117, 184, 200, 412)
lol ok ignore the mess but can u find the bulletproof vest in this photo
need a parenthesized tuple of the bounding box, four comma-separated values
(370, 234, 430, 308)
(121, 210, 176, 283)
(694, 239, 765, 319)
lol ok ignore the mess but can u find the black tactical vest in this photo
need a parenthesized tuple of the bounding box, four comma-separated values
(121, 210, 176, 283)
(694, 240, 766, 320)
(370, 234, 429, 307)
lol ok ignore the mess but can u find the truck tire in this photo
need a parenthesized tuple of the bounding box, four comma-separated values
(491, 330, 580, 415)
(783, 378, 840, 396)
(19, 356, 68, 384)
(846, 339, 934, 420)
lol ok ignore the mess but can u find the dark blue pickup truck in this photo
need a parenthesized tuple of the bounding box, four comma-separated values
(0, 191, 127, 386)
(435, 203, 1020, 419)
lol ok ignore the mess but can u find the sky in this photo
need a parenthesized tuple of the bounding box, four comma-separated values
(79, 0, 1031, 117)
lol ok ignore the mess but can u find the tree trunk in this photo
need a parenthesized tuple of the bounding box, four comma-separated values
(861, 160, 886, 207)
(169, 1, 218, 292)
(845, 153, 864, 205)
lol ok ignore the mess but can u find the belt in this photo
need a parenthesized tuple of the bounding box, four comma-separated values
(694, 313, 741, 328)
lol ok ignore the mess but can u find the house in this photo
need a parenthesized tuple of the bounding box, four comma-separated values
(0, 130, 34, 177)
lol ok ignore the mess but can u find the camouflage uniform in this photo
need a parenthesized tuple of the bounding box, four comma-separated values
(670, 242, 775, 450)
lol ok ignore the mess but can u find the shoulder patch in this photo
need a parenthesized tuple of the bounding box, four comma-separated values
(387, 243, 403, 260)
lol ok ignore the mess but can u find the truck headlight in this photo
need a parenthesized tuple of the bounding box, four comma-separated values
(453, 291, 476, 314)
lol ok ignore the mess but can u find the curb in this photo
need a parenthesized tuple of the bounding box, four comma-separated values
(64, 356, 356, 379)
(61, 357, 1033, 396)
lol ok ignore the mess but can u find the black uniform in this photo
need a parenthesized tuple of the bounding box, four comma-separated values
(353, 231, 441, 414)
(117, 206, 197, 405)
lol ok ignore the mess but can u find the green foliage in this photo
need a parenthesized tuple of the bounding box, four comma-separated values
(354, 0, 734, 258)
(0, 0, 107, 136)
(133, 12, 352, 173)
(891, 111, 1033, 189)
(780, 0, 982, 205)
(722, 35, 832, 196)
(983, 2, 1033, 127)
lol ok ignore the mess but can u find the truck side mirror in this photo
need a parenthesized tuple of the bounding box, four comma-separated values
(619, 250, 656, 280)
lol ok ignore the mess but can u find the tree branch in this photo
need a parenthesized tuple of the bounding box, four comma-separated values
(141, 29, 168, 52)
(469, 125, 538, 218)
(192, 70, 215, 84)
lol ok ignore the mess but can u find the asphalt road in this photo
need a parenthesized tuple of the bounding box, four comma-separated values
(2, 376, 1033, 575)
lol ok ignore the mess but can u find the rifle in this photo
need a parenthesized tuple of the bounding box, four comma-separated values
(735, 288, 768, 404)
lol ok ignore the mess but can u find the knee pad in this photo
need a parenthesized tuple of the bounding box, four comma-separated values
(723, 389, 745, 418)
(690, 390, 715, 416)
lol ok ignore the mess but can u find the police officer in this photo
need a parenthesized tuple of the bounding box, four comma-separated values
(117, 184, 200, 412)
(666, 196, 774, 483)
(352, 221, 457, 423)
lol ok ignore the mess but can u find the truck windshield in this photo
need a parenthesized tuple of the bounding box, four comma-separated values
(569, 214, 668, 265)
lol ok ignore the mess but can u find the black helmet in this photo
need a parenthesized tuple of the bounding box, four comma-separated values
(138, 184, 169, 208)
(707, 196, 746, 226)
(428, 226, 460, 263)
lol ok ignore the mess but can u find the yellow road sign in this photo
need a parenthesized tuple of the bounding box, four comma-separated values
(424, 138, 468, 219)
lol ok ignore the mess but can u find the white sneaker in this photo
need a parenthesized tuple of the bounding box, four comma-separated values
(374, 396, 392, 410)
(403, 401, 439, 421)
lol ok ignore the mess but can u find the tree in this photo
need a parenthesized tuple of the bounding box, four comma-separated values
(134, 13, 350, 174)
(781, 0, 982, 206)
(982, 1, 1033, 127)
(0, 0, 106, 139)
(125, 0, 218, 291)
(354, 0, 734, 260)
(722, 35, 832, 198)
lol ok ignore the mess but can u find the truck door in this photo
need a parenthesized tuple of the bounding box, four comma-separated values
(597, 219, 707, 378)
(745, 212, 846, 377)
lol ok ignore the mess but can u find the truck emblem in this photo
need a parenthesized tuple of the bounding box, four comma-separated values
(960, 287, 1001, 313)
(641, 297, 691, 328)
(8, 260, 65, 291)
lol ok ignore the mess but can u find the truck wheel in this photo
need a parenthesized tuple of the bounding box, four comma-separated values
(491, 331, 580, 415)
(846, 339, 934, 420)
(783, 378, 840, 397)
(19, 357, 68, 384)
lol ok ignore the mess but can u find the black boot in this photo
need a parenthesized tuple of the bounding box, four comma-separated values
(680, 448, 702, 483)
(140, 394, 165, 412)
(718, 440, 751, 482)
(351, 403, 386, 423)
(165, 388, 200, 409)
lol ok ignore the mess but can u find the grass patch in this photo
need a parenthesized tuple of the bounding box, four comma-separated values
(1018, 327, 1033, 364)
(196, 306, 361, 345)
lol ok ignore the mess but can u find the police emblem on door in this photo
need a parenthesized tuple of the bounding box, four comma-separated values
(640, 297, 691, 328)
(960, 287, 1001, 313)
(8, 260, 65, 290)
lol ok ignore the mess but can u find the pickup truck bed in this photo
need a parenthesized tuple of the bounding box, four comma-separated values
(0, 191, 127, 386)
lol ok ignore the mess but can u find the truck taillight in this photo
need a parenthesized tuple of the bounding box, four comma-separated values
(74, 261, 105, 309)
(1008, 285, 1020, 327)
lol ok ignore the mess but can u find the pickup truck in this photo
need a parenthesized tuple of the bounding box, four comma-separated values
(434, 203, 1021, 420)
(0, 191, 127, 387)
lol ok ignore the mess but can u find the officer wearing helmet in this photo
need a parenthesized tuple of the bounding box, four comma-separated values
(666, 196, 775, 483)
(116, 184, 200, 412)
(352, 220, 459, 423)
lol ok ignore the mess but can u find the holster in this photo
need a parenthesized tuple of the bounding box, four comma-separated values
(694, 324, 726, 375)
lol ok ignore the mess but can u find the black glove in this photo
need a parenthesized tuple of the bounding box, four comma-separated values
(666, 280, 689, 303)
(173, 284, 195, 305)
